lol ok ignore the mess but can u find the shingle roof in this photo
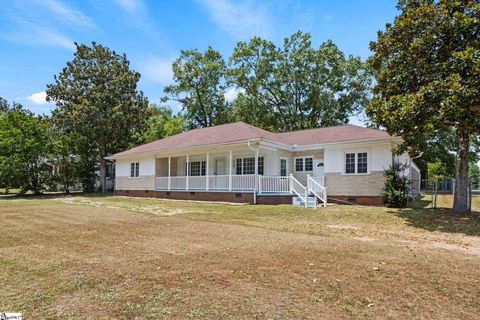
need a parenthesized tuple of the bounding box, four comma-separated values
(109, 121, 393, 158)
(275, 124, 391, 146)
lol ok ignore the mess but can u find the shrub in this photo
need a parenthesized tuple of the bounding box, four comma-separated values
(383, 162, 410, 208)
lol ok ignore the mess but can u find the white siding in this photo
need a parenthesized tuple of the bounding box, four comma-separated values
(116, 156, 155, 177)
(324, 142, 393, 173)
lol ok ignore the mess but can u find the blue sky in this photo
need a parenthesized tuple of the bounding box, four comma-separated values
(0, 0, 398, 116)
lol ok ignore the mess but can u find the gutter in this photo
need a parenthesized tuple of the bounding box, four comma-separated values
(106, 138, 262, 160)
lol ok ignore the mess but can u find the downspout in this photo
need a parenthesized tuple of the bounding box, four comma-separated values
(113, 159, 116, 197)
(247, 140, 261, 204)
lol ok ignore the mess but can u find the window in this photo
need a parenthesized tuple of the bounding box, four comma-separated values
(236, 157, 264, 175)
(345, 153, 356, 174)
(295, 157, 313, 172)
(345, 152, 368, 174)
(357, 152, 368, 173)
(295, 158, 303, 172)
(305, 157, 313, 171)
(189, 161, 206, 176)
(280, 158, 287, 176)
(130, 162, 139, 177)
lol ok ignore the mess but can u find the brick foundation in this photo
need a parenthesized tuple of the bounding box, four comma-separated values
(115, 190, 383, 206)
(328, 195, 384, 206)
(116, 190, 255, 204)
(256, 195, 294, 205)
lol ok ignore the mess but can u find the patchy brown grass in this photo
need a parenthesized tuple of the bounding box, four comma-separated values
(1, 195, 479, 319)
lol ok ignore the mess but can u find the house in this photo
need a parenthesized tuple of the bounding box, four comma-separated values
(106, 122, 421, 207)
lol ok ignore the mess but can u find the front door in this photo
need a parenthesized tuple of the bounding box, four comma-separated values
(215, 159, 226, 175)
(313, 159, 324, 177)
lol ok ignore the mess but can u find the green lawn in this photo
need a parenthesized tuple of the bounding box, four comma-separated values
(1, 194, 479, 319)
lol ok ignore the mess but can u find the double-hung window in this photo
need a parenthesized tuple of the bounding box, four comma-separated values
(295, 157, 313, 172)
(130, 162, 140, 177)
(236, 157, 264, 175)
(345, 152, 368, 174)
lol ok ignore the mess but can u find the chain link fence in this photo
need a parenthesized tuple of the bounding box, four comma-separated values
(421, 177, 474, 211)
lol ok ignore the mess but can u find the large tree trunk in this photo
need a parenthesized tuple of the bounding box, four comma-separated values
(99, 156, 106, 193)
(453, 128, 470, 213)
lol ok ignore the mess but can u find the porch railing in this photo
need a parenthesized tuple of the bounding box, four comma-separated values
(259, 176, 290, 193)
(155, 175, 327, 207)
(155, 175, 257, 191)
(307, 175, 328, 207)
(290, 174, 308, 208)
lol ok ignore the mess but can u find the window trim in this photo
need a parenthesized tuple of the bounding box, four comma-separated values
(188, 160, 206, 176)
(279, 157, 288, 176)
(294, 156, 314, 173)
(130, 162, 140, 178)
(235, 156, 264, 175)
(342, 151, 370, 175)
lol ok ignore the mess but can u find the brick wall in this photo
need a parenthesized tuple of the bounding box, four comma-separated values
(115, 190, 383, 206)
(116, 190, 255, 203)
(256, 195, 294, 205)
(328, 195, 384, 206)
(116, 176, 155, 190)
(325, 171, 385, 196)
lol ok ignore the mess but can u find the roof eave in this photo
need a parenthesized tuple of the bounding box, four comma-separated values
(290, 136, 401, 150)
(105, 138, 263, 160)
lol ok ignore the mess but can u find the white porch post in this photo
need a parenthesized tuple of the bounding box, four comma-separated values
(255, 147, 259, 193)
(186, 154, 189, 191)
(168, 156, 171, 190)
(206, 153, 209, 191)
(228, 150, 233, 191)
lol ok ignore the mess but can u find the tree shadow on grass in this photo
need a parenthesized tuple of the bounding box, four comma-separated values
(0, 191, 113, 201)
(390, 207, 480, 237)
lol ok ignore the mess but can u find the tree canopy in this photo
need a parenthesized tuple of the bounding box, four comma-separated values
(142, 104, 186, 143)
(164, 47, 231, 128)
(228, 31, 372, 131)
(0, 104, 53, 194)
(367, 0, 480, 212)
(46, 42, 149, 192)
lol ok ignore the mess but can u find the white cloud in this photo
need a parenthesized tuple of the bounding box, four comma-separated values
(36, 0, 96, 29)
(27, 91, 48, 105)
(196, 0, 270, 38)
(113, 0, 144, 13)
(140, 56, 174, 85)
(40, 28, 76, 51)
(224, 87, 245, 102)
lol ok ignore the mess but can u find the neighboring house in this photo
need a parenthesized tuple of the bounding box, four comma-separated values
(106, 122, 421, 206)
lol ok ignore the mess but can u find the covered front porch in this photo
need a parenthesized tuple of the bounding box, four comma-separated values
(152, 143, 327, 206)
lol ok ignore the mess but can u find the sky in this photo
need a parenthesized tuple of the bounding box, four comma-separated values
(0, 0, 399, 117)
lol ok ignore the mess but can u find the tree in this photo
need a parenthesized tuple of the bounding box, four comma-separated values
(0, 104, 53, 194)
(228, 31, 372, 131)
(50, 125, 81, 193)
(367, 0, 480, 212)
(0, 97, 10, 113)
(164, 47, 231, 128)
(383, 162, 410, 208)
(46, 42, 149, 192)
(469, 162, 480, 189)
(142, 104, 186, 143)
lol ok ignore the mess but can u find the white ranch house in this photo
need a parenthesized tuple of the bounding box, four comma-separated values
(107, 122, 420, 207)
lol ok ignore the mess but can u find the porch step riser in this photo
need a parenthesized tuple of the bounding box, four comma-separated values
(292, 196, 320, 208)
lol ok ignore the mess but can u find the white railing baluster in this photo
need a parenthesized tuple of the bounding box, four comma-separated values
(307, 176, 327, 207)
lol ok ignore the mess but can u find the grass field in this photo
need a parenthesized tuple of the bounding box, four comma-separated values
(1, 194, 479, 319)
